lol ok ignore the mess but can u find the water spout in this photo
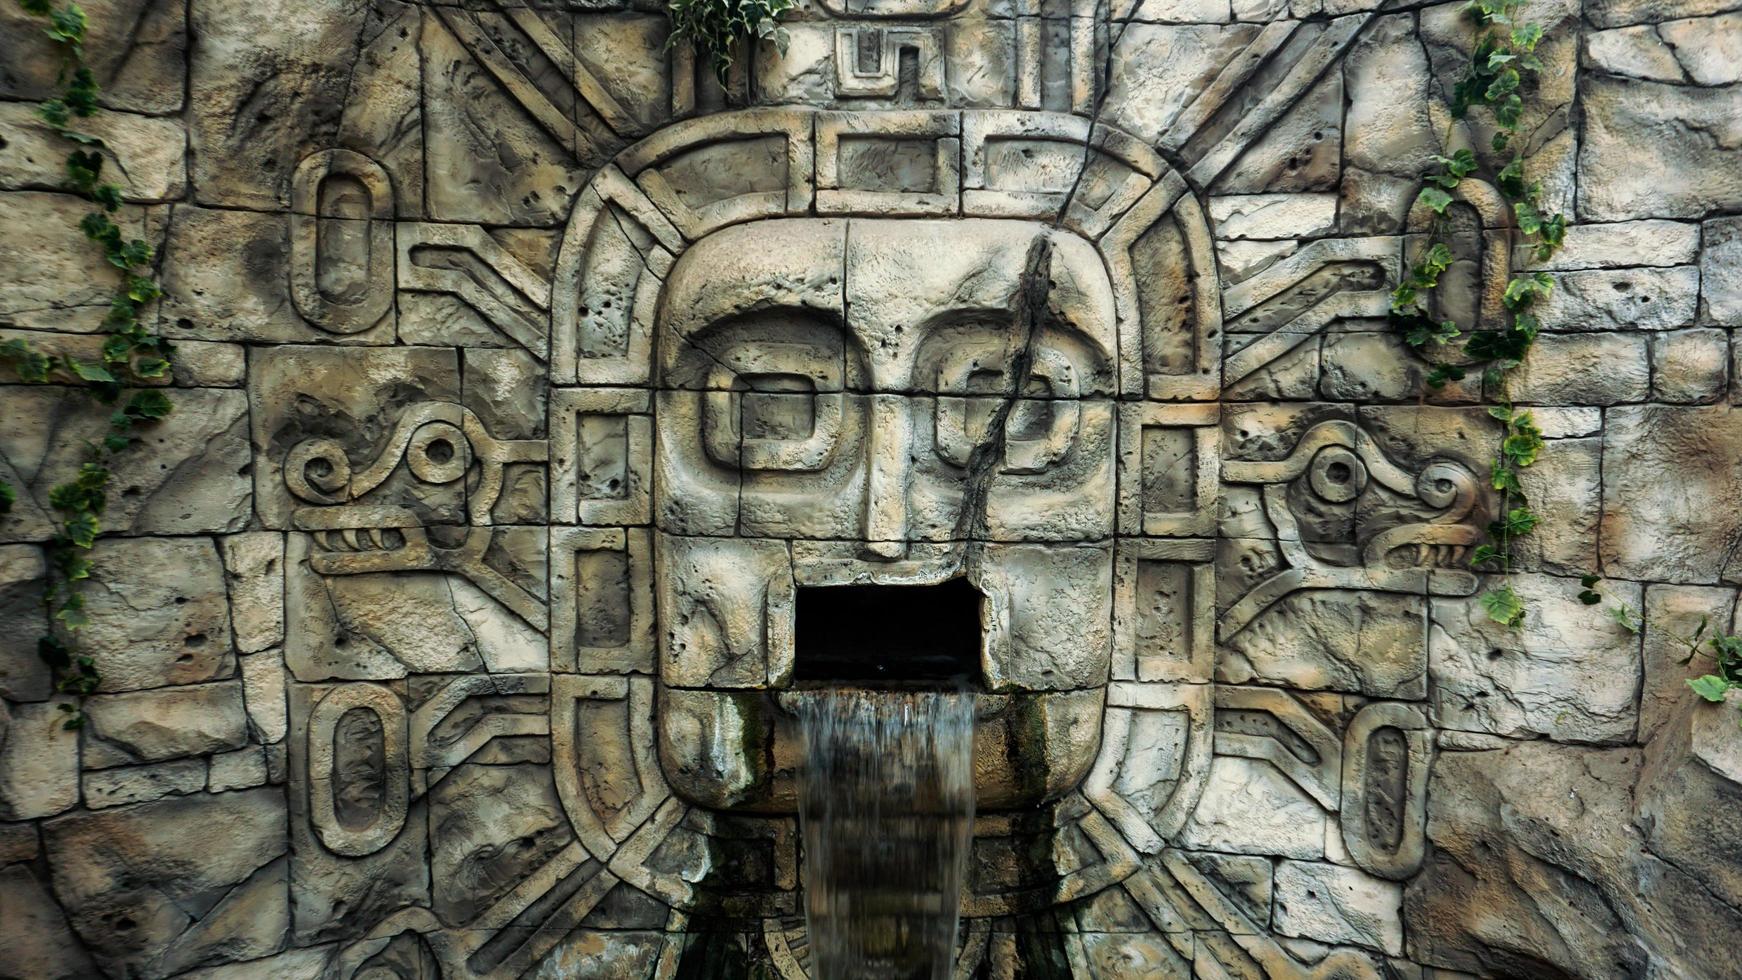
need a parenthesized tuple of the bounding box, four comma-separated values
(794, 689, 977, 980)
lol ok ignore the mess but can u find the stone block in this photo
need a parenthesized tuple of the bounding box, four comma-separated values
(0, 103, 186, 201)
(0, 0, 186, 113)
(1602, 404, 1742, 583)
(1536, 267, 1700, 332)
(0, 698, 79, 819)
(1507, 332, 1650, 405)
(1429, 575, 1641, 744)
(0, 192, 165, 335)
(0, 387, 251, 542)
(78, 536, 235, 693)
(1273, 860, 1404, 955)
(84, 682, 249, 767)
(1704, 215, 1742, 325)
(83, 758, 207, 809)
(221, 532, 286, 654)
(1578, 76, 1742, 221)
(44, 787, 289, 977)
(1651, 327, 1729, 403)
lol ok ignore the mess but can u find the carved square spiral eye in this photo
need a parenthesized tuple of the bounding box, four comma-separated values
(704, 370, 843, 473)
(933, 346, 1081, 474)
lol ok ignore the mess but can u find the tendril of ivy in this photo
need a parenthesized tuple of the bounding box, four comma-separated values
(665, 0, 796, 84)
(1, 0, 175, 727)
(1389, 0, 1566, 628)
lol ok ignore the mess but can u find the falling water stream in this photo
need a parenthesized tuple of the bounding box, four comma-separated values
(794, 689, 977, 980)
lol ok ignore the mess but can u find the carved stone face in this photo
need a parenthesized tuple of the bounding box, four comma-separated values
(650, 217, 1119, 812)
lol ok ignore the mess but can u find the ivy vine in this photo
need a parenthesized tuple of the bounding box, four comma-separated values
(0, 0, 175, 726)
(1389, 0, 1565, 627)
(666, 0, 796, 84)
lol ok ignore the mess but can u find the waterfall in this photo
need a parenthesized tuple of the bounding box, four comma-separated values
(794, 689, 977, 980)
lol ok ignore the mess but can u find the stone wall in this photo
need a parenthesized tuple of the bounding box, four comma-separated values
(1, 0, 1740, 977)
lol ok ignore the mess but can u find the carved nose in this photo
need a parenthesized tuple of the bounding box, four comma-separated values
(861, 394, 911, 561)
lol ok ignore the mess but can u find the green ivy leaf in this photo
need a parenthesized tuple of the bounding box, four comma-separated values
(1688, 675, 1732, 703)
(62, 512, 99, 549)
(124, 389, 173, 420)
(1481, 585, 1528, 628)
(1417, 186, 1456, 215)
(1488, 507, 1541, 539)
(68, 358, 115, 383)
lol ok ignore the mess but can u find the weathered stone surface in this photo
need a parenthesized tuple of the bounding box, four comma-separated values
(1273, 860, 1404, 955)
(1513, 435, 1601, 575)
(1178, 757, 1326, 860)
(1535, 266, 1700, 332)
(1639, 584, 1738, 742)
(208, 746, 270, 793)
(0, 864, 101, 980)
(0, 191, 164, 334)
(0, 387, 252, 542)
(1103, 24, 1261, 143)
(238, 648, 288, 744)
(0, 544, 50, 701)
(1704, 215, 1742, 325)
(1408, 738, 1742, 979)
(83, 758, 208, 809)
(0, 697, 79, 819)
(1651, 327, 1729, 403)
(1578, 76, 1742, 221)
(1587, 0, 1742, 30)
(189, 0, 420, 212)
(1602, 405, 1742, 583)
(4, 4, 1741, 975)
(1506, 332, 1651, 405)
(1339, 13, 1438, 231)
(1430, 575, 1641, 744)
(221, 533, 285, 655)
(0, 103, 187, 202)
(79, 537, 236, 693)
(1210, 194, 1339, 240)
(428, 763, 572, 927)
(84, 682, 249, 767)
(44, 788, 289, 978)
(0, 0, 186, 114)
(1527, 219, 1701, 271)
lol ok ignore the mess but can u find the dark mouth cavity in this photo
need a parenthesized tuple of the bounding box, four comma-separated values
(792, 579, 984, 689)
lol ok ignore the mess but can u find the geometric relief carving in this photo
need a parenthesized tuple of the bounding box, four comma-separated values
(1112, 537, 1214, 684)
(1118, 403, 1219, 536)
(1218, 417, 1482, 645)
(1339, 701, 1431, 880)
(832, 27, 944, 99)
(549, 527, 656, 674)
(289, 149, 396, 336)
(307, 682, 409, 857)
(816, 110, 959, 215)
(1219, 236, 1398, 389)
(549, 388, 653, 526)
(396, 221, 553, 360)
(1088, 681, 1215, 854)
(1212, 685, 1342, 811)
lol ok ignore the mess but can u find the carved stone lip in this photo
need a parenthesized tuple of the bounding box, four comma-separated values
(790, 540, 967, 587)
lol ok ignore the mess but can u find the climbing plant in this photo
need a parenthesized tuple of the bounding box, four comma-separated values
(1, 0, 175, 726)
(666, 0, 796, 84)
(1389, 0, 1565, 627)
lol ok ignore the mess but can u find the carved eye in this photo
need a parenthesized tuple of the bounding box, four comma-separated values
(933, 346, 1080, 474)
(703, 366, 843, 473)
(1308, 446, 1368, 503)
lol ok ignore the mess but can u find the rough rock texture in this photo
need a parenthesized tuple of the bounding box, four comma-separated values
(0, 0, 1739, 977)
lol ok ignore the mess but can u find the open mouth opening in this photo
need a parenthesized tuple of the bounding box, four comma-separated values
(792, 579, 984, 689)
